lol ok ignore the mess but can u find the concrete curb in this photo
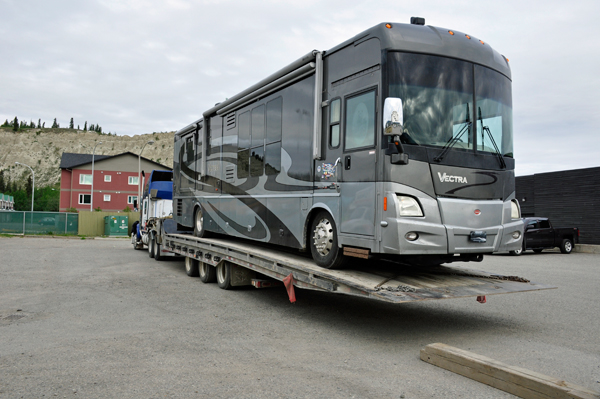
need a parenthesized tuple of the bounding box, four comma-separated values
(574, 244, 600, 254)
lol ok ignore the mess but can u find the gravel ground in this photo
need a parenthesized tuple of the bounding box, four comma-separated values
(0, 236, 598, 398)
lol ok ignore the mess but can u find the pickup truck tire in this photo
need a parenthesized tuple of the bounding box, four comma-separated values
(533, 248, 543, 253)
(154, 238, 162, 261)
(309, 211, 346, 269)
(509, 243, 523, 256)
(148, 235, 155, 258)
(185, 256, 199, 277)
(560, 239, 573, 254)
(216, 262, 232, 290)
(199, 262, 216, 283)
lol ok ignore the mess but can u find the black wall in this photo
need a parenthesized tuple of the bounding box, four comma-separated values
(516, 167, 600, 245)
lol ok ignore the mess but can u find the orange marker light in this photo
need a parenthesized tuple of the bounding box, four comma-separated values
(479, 40, 485, 45)
(465, 34, 471, 39)
(448, 30, 454, 35)
(385, 23, 392, 29)
(384, 197, 388, 211)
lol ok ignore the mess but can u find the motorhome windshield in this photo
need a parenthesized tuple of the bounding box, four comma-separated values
(388, 52, 513, 157)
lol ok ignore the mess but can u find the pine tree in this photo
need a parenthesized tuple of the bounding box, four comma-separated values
(26, 176, 33, 197)
(84, 121, 87, 131)
(51, 118, 59, 128)
(37, 119, 41, 128)
(90, 124, 95, 131)
(42, 122, 45, 128)
(0, 170, 5, 192)
(97, 126, 102, 134)
(13, 117, 18, 131)
(77, 125, 80, 130)
(69, 117, 74, 129)
(2, 119, 9, 127)
(29, 120, 35, 128)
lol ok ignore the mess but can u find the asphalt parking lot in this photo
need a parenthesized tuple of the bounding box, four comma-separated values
(1, 237, 599, 398)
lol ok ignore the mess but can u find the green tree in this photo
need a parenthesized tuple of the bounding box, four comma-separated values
(90, 124, 95, 131)
(0, 170, 5, 192)
(51, 118, 59, 128)
(42, 122, 45, 128)
(84, 121, 87, 131)
(13, 116, 18, 131)
(25, 175, 33, 197)
(1, 119, 8, 127)
(69, 117, 74, 129)
(29, 120, 35, 128)
(37, 119, 41, 128)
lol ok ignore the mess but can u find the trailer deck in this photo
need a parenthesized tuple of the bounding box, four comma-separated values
(164, 233, 555, 304)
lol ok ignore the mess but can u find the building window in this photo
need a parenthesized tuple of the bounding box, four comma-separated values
(104, 195, 111, 201)
(80, 174, 92, 185)
(104, 175, 111, 182)
(128, 195, 138, 204)
(79, 194, 91, 204)
(128, 176, 139, 185)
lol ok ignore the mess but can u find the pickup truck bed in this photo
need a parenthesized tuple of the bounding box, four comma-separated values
(515, 217, 579, 255)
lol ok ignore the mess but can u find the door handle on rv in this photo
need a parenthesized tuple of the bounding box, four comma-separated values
(345, 155, 351, 170)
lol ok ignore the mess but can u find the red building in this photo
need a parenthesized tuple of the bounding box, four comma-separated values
(59, 152, 170, 212)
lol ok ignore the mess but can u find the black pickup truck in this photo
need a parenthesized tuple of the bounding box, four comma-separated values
(511, 217, 579, 255)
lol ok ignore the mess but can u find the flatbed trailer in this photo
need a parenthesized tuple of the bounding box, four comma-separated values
(163, 233, 555, 304)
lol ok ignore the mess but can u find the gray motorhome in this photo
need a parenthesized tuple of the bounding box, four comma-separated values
(173, 19, 523, 269)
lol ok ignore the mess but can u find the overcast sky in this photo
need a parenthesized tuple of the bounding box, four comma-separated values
(2, 0, 599, 176)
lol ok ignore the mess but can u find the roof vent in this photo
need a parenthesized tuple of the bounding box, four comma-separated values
(410, 17, 425, 25)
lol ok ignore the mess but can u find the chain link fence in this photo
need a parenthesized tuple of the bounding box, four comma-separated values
(0, 211, 79, 235)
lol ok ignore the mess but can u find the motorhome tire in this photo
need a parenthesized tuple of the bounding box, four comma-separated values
(309, 211, 345, 269)
(185, 256, 199, 277)
(199, 262, 216, 283)
(194, 207, 208, 238)
(216, 262, 232, 289)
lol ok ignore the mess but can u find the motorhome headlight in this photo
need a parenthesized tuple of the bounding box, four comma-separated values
(511, 231, 521, 239)
(510, 199, 521, 219)
(397, 195, 424, 217)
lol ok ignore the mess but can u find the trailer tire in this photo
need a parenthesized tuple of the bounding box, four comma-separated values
(199, 262, 216, 283)
(148, 235, 155, 258)
(154, 238, 162, 261)
(216, 262, 232, 290)
(193, 207, 209, 238)
(560, 239, 573, 254)
(309, 211, 346, 269)
(185, 256, 199, 277)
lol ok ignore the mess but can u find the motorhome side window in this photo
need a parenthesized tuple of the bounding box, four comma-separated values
(250, 105, 265, 177)
(185, 136, 194, 163)
(329, 98, 341, 148)
(265, 97, 282, 175)
(237, 111, 250, 179)
(345, 90, 376, 150)
(237, 98, 282, 178)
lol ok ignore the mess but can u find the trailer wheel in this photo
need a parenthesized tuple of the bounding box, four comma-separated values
(216, 262, 232, 289)
(194, 207, 209, 238)
(309, 211, 345, 269)
(185, 256, 199, 277)
(154, 238, 162, 261)
(199, 262, 216, 283)
(560, 239, 573, 254)
(148, 235, 155, 258)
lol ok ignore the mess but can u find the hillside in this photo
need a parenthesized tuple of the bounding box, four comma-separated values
(0, 128, 175, 188)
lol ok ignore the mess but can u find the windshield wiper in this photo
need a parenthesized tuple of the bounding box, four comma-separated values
(434, 121, 471, 163)
(478, 107, 506, 169)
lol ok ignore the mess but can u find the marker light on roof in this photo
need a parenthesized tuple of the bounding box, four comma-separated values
(448, 30, 454, 35)
(479, 40, 485, 45)
(465, 34, 471, 39)
(385, 23, 392, 29)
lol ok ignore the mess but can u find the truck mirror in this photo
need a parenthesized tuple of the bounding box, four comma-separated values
(133, 200, 138, 209)
(383, 97, 403, 136)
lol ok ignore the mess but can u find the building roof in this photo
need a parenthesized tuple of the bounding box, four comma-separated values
(60, 152, 171, 170)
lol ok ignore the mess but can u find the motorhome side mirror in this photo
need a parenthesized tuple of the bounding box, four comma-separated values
(133, 200, 138, 209)
(383, 97, 403, 136)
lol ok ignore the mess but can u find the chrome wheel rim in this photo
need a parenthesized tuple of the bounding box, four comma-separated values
(195, 210, 203, 232)
(313, 218, 333, 257)
(565, 241, 572, 252)
(200, 263, 208, 278)
(216, 264, 225, 283)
